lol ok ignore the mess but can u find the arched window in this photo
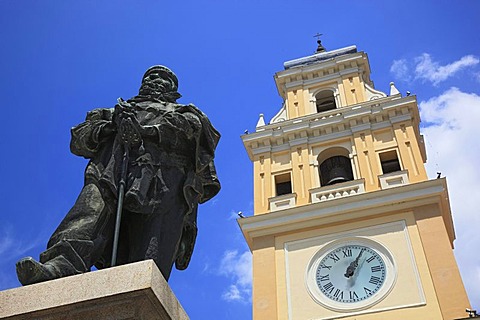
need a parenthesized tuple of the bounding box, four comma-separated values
(315, 90, 336, 113)
(317, 147, 354, 186)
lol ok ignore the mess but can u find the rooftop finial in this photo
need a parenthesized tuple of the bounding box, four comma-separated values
(314, 33, 326, 53)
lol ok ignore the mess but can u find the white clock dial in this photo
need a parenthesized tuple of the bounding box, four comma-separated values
(306, 237, 396, 312)
(315, 244, 386, 303)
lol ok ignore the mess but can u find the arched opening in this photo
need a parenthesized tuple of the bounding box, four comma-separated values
(315, 90, 336, 113)
(318, 147, 354, 186)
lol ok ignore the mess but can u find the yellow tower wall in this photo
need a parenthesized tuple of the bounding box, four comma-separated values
(242, 180, 469, 319)
(252, 235, 278, 319)
(414, 204, 471, 319)
(242, 47, 469, 319)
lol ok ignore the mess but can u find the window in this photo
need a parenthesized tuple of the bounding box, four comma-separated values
(319, 156, 354, 186)
(379, 150, 401, 174)
(315, 90, 336, 113)
(275, 173, 292, 196)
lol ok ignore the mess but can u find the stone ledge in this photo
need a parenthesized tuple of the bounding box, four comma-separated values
(0, 260, 189, 320)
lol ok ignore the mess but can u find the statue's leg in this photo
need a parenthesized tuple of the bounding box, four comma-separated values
(16, 182, 113, 285)
(123, 206, 185, 281)
(123, 167, 188, 281)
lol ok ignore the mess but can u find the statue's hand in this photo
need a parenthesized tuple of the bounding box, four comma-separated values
(113, 100, 135, 127)
(113, 100, 145, 147)
(119, 117, 142, 147)
(101, 122, 116, 136)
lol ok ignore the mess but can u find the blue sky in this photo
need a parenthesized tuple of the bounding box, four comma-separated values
(1, 1, 479, 318)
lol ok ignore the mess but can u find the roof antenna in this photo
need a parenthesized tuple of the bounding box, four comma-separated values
(314, 33, 326, 53)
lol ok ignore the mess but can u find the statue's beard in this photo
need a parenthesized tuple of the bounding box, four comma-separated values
(137, 81, 181, 103)
(139, 81, 167, 95)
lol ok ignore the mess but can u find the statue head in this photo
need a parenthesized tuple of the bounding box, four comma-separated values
(138, 65, 180, 102)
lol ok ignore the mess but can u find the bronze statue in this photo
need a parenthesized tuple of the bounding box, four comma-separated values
(16, 66, 220, 285)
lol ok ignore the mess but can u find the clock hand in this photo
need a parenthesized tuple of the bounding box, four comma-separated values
(344, 248, 365, 278)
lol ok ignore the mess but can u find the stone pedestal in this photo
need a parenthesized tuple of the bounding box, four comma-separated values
(0, 260, 189, 320)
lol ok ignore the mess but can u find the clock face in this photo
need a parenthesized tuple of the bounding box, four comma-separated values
(306, 238, 396, 311)
(315, 244, 386, 303)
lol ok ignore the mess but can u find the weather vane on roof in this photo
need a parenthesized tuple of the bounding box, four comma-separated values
(313, 33, 326, 53)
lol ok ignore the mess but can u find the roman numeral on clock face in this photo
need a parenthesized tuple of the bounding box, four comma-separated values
(333, 289, 343, 299)
(371, 265, 382, 273)
(364, 287, 372, 295)
(330, 253, 340, 263)
(369, 276, 381, 285)
(318, 274, 329, 282)
(366, 256, 375, 263)
(320, 263, 332, 270)
(323, 282, 334, 293)
(342, 248, 352, 257)
(349, 291, 359, 300)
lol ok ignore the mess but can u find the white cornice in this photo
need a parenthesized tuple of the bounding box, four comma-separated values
(308, 130, 352, 144)
(309, 114, 344, 128)
(271, 144, 291, 153)
(283, 121, 310, 133)
(282, 46, 358, 69)
(275, 51, 370, 98)
(371, 121, 392, 131)
(390, 114, 412, 123)
(242, 95, 419, 160)
(351, 123, 371, 133)
(289, 137, 309, 147)
(344, 106, 373, 119)
(237, 179, 452, 249)
(284, 67, 361, 89)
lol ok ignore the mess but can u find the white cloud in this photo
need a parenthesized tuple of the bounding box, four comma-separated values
(0, 232, 14, 256)
(209, 198, 219, 206)
(390, 54, 479, 86)
(0, 225, 41, 261)
(420, 88, 480, 308)
(222, 284, 243, 302)
(201, 262, 210, 274)
(475, 72, 480, 83)
(219, 249, 252, 303)
(0, 225, 46, 289)
(390, 59, 411, 82)
(415, 54, 479, 85)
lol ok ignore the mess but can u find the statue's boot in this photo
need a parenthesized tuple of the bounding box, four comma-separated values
(16, 257, 61, 286)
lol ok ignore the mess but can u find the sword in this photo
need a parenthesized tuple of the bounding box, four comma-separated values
(111, 97, 140, 267)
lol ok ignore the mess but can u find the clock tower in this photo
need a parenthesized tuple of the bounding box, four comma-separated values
(239, 43, 471, 319)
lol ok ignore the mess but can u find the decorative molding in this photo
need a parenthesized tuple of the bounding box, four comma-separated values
(270, 102, 288, 124)
(310, 179, 365, 203)
(274, 50, 370, 99)
(284, 68, 361, 89)
(256, 113, 266, 129)
(238, 178, 450, 248)
(379, 170, 409, 190)
(269, 193, 297, 212)
(283, 46, 358, 69)
(365, 83, 387, 101)
(242, 95, 418, 160)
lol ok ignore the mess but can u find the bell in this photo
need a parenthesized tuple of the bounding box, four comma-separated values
(320, 156, 354, 186)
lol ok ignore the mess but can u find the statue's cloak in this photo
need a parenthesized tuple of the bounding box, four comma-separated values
(70, 100, 220, 270)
